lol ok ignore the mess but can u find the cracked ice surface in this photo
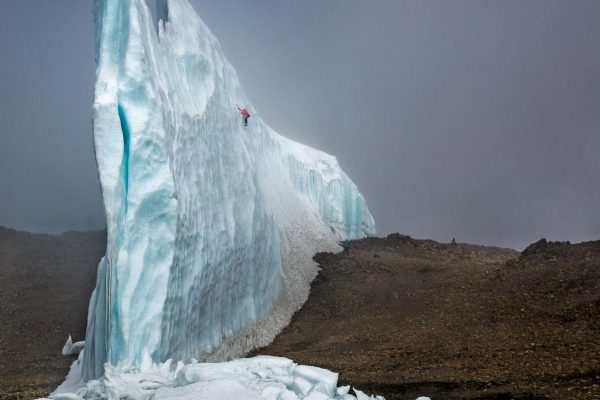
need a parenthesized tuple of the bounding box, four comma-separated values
(83, 0, 375, 383)
(47, 354, 384, 400)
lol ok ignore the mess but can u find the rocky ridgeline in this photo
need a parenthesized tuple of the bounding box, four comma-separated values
(257, 233, 600, 400)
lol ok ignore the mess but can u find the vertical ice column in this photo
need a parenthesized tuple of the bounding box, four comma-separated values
(84, 0, 178, 379)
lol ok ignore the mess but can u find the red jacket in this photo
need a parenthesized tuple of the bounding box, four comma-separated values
(239, 108, 250, 118)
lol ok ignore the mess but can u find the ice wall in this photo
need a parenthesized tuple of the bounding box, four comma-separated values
(84, 0, 375, 380)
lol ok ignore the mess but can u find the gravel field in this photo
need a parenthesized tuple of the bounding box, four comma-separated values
(252, 234, 600, 400)
(1, 228, 599, 399)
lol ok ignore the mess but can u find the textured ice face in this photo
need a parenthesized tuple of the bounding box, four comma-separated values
(84, 0, 375, 380)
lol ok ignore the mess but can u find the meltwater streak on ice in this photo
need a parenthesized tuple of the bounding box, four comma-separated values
(83, 0, 375, 380)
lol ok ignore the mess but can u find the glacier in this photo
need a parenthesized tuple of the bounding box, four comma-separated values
(81, 0, 374, 386)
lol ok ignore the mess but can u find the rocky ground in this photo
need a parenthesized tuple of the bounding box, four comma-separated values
(252, 234, 600, 400)
(1, 228, 599, 399)
(0, 227, 105, 399)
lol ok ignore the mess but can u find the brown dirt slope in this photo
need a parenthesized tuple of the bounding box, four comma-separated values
(1, 229, 599, 400)
(0, 227, 105, 400)
(251, 234, 600, 400)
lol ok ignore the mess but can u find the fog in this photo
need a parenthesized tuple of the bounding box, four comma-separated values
(1, 0, 599, 250)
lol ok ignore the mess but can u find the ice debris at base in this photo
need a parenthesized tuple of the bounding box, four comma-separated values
(83, 0, 375, 381)
(62, 336, 85, 356)
(45, 355, 385, 400)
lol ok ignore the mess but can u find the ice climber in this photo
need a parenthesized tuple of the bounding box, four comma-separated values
(237, 106, 251, 127)
(339, 239, 350, 256)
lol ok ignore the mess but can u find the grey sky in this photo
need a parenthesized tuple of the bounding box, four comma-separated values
(1, 1, 598, 250)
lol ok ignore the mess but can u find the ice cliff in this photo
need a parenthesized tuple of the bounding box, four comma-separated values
(83, 0, 375, 381)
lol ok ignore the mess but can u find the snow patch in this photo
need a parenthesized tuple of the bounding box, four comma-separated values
(46, 356, 384, 400)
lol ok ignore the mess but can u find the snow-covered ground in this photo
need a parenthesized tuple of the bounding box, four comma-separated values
(48, 352, 387, 400)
